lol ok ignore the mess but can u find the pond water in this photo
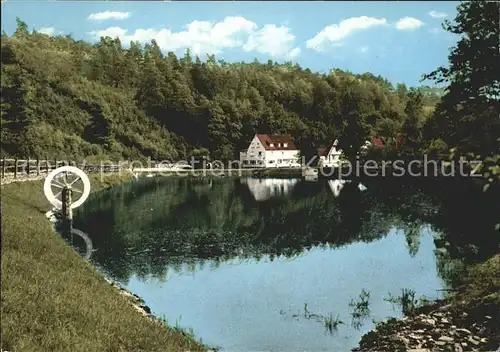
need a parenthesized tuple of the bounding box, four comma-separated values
(72, 176, 497, 352)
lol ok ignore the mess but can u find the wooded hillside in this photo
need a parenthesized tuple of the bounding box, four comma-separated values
(1, 18, 441, 161)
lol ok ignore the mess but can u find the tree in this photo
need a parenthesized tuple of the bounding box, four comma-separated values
(396, 83, 408, 102)
(83, 103, 112, 147)
(423, 1, 500, 159)
(0, 64, 34, 156)
(14, 17, 28, 36)
(337, 87, 371, 162)
(400, 89, 425, 154)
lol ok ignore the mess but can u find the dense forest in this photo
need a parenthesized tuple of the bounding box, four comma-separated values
(1, 1, 498, 177)
(1, 17, 439, 162)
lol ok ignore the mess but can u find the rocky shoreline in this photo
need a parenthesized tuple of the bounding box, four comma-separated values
(352, 298, 499, 352)
(101, 277, 155, 319)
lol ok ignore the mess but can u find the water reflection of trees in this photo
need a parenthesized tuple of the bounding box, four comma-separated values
(360, 176, 499, 288)
(73, 177, 499, 285)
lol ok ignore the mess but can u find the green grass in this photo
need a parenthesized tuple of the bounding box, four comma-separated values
(1, 174, 208, 352)
(452, 253, 500, 310)
(453, 254, 500, 348)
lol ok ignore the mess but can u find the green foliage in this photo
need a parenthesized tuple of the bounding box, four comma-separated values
(1, 20, 445, 161)
(422, 1, 500, 173)
(1, 30, 183, 160)
(3, 7, 494, 171)
(400, 89, 425, 155)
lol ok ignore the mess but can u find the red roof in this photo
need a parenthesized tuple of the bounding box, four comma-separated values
(372, 137, 384, 149)
(255, 134, 297, 150)
(395, 135, 404, 148)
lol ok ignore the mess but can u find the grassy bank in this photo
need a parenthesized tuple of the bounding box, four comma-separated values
(450, 253, 500, 327)
(1, 174, 207, 352)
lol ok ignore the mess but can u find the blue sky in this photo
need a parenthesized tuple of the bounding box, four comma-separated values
(1, 1, 460, 87)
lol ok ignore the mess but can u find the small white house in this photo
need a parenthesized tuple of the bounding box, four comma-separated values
(317, 139, 342, 168)
(240, 134, 301, 168)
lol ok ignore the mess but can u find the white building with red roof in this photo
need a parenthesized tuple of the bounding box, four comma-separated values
(239, 134, 301, 168)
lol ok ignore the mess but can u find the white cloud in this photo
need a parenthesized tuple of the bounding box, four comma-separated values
(37, 27, 56, 36)
(428, 10, 447, 19)
(395, 17, 425, 30)
(243, 24, 300, 58)
(88, 11, 131, 21)
(306, 16, 388, 52)
(287, 47, 301, 59)
(91, 26, 128, 39)
(89, 16, 300, 58)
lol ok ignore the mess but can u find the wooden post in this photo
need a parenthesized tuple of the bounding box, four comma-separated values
(27, 158, 30, 176)
(14, 159, 18, 179)
(46, 157, 49, 174)
(36, 159, 40, 176)
(62, 187, 73, 240)
(54, 158, 58, 170)
(1, 158, 5, 179)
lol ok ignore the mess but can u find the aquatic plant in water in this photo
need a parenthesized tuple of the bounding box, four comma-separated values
(384, 288, 424, 316)
(285, 303, 344, 334)
(323, 313, 344, 333)
(349, 288, 371, 319)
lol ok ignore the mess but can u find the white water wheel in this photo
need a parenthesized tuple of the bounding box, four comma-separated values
(44, 166, 91, 210)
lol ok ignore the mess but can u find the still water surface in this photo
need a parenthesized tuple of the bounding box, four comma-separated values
(73, 177, 459, 351)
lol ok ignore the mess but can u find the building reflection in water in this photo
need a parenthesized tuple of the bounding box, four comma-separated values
(240, 177, 299, 201)
(328, 179, 368, 197)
